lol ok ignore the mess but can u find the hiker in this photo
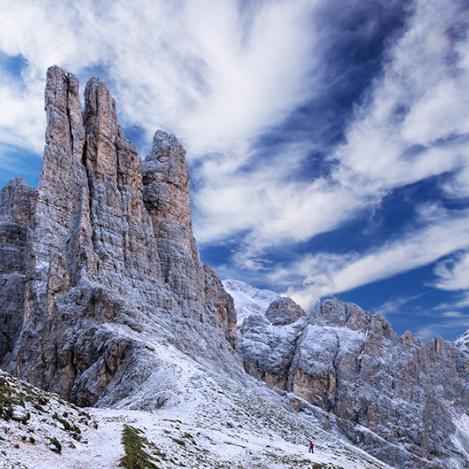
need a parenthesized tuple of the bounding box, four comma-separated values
(309, 440, 314, 453)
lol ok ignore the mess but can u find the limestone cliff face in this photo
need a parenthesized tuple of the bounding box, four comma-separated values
(0, 66, 237, 405)
(141, 129, 236, 345)
(290, 300, 468, 468)
(142, 130, 201, 299)
(0, 179, 37, 362)
(233, 283, 469, 469)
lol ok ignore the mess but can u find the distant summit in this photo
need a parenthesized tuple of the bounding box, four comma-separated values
(456, 329, 469, 354)
(227, 280, 469, 468)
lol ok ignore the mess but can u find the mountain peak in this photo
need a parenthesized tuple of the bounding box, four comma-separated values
(1, 66, 237, 406)
(456, 329, 469, 354)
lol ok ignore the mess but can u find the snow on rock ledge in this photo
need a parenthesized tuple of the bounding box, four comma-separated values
(222, 279, 279, 326)
(228, 281, 469, 469)
(456, 329, 469, 354)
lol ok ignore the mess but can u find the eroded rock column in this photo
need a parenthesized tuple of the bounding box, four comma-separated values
(0, 178, 36, 362)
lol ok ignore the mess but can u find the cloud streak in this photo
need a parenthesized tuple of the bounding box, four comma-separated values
(0, 0, 468, 333)
(281, 207, 469, 306)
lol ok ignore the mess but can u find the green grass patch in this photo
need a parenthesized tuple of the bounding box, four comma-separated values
(120, 425, 158, 469)
(52, 412, 81, 434)
(172, 438, 186, 446)
(49, 437, 62, 453)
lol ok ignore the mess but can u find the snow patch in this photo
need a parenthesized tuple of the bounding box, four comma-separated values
(223, 279, 279, 326)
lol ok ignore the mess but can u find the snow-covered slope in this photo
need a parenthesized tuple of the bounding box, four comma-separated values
(222, 279, 279, 326)
(0, 359, 389, 469)
(0, 370, 98, 469)
(0, 277, 391, 468)
(456, 329, 469, 354)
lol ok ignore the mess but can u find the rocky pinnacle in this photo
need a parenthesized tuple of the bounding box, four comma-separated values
(0, 66, 237, 404)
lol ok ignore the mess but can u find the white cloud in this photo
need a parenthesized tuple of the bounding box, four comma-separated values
(193, 150, 370, 246)
(280, 207, 469, 306)
(0, 0, 468, 307)
(441, 311, 466, 318)
(196, 0, 469, 256)
(0, 71, 44, 153)
(442, 164, 469, 199)
(336, 0, 469, 189)
(433, 251, 469, 291)
(254, 0, 469, 304)
(0, 0, 318, 158)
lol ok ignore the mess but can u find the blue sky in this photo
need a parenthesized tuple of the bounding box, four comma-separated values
(1, 0, 469, 340)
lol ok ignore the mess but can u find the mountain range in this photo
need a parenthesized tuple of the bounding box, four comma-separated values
(0, 67, 467, 469)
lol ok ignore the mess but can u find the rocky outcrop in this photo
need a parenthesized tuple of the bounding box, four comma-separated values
(231, 281, 469, 469)
(238, 295, 306, 388)
(265, 297, 305, 326)
(0, 178, 36, 362)
(291, 300, 469, 468)
(240, 312, 306, 389)
(0, 66, 237, 406)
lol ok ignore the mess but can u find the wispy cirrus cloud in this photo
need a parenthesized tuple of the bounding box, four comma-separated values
(375, 292, 430, 318)
(1, 0, 469, 342)
(228, 0, 469, 313)
(435, 293, 469, 312)
(277, 206, 469, 306)
(197, 0, 469, 293)
(432, 250, 469, 291)
(0, 0, 319, 157)
(417, 316, 469, 340)
(335, 0, 469, 195)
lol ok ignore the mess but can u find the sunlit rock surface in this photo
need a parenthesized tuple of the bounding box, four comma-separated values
(0, 66, 237, 407)
(229, 280, 469, 469)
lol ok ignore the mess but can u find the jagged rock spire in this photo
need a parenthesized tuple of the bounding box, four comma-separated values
(142, 130, 203, 300)
(2, 66, 237, 402)
(82, 75, 161, 287)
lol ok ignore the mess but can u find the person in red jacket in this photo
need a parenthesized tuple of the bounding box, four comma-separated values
(309, 440, 315, 453)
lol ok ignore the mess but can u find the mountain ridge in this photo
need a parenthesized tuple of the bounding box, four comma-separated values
(0, 66, 238, 407)
(0, 66, 467, 469)
(226, 279, 469, 468)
